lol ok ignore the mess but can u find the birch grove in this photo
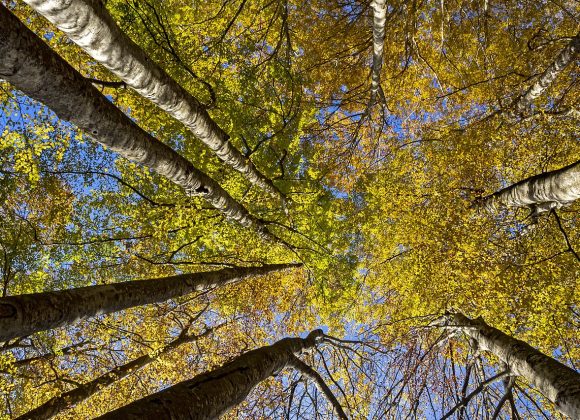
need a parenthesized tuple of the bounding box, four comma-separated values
(0, 5, 280, 241)
(0, 0, 578, 417)
(22, 0, 286, 202)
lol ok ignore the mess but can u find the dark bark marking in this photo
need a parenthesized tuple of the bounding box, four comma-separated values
(0, 303, 16, 318)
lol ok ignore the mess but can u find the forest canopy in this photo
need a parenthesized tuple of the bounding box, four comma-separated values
(0, 0, 579, 418)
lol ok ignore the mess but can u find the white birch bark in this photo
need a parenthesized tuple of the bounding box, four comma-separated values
(512, 33, 580, 115)
(0, 5, 274, 239)
(22, 0, 286, 202)
(479, 160, 580, 214)
(0, 264, 298, 342)
(96, 330, 324, 420)
(442, 312, 580, 419)
(370, 0, 387, 105)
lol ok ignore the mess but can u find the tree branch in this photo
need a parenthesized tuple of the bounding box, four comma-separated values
(441, 370, 510, 420)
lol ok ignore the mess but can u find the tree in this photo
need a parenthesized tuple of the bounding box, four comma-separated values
(96, 329, 341, 419)
(21, 0, 287, 203)
(0, 4, 277, 240)
(436, 312, 580, 419)
(17, 319, 221, 420)
(369, 0, 387, 106)
(479, 159, 580, 215)
(0, 263, 297, 341)
(511, 32, 580, 116)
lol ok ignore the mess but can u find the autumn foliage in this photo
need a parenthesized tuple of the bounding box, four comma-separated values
(0, 0, 578, 418)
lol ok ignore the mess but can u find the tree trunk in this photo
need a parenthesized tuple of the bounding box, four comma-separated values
(17, 326, 217, 420)
(288, 355, 348, 420)
(370, 0, 387, 105)
(444, 312, 580, 419)
(512, 32, 580, 115)
(0, 264, 298, 342)
(22, 0, 285, 202)
(96, 330, 324, 420)
(478, 160, 580, 214)
(0, 5, 275, 240)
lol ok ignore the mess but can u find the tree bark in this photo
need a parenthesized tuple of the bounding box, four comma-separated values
(512, 32, 580, 115)
(17, 326, 217, 420)
(478, 160, 580, 214)
(443, 312, 580, 419)
(0, 264, 298, 342)
(0, 5, 275, 240)
(369, 0, 387, 105)
(22, 0, 286, 202)
(96, 330, 325, 420)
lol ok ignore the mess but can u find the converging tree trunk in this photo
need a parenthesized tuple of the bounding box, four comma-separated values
(479, 160, 580, 215)
(96, 330, 329, 420)
(369, 0, 387, 105)
(512, 32, 580, 115)
(0, 5, 275, 240)
(17, 325, 219, 420)
(0, 264, 298, 342)
(22, 0, 286, 202)
(440, 312, 580, 419)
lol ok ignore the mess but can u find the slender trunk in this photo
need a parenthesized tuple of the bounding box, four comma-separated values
(10, 341, 86, 368)
(512, 33, 580, 115)
(288, 355, 348, 420)
(0, 5, 275, 240)
(444, 312, 580, 419)
(96, 330, 324, 420)
(22, 0, 285, 202)
(370, 0, 387, 105)
(0, 264, 298, 342)
(17, 326, 216, 420)
(478, 160, 580, 214)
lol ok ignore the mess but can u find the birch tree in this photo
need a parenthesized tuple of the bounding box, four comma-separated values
(0, 5, 277, 241)
(369, 0, 387, 106)
(17, 322, 220, 420)
(95, 329, 343, 419)
(0, 263, 297, 342)
(479, 159, 580, 215)
(437, 312, 580, 419)
(21, 0, 286, 202)
(511, 32, 580, 116)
